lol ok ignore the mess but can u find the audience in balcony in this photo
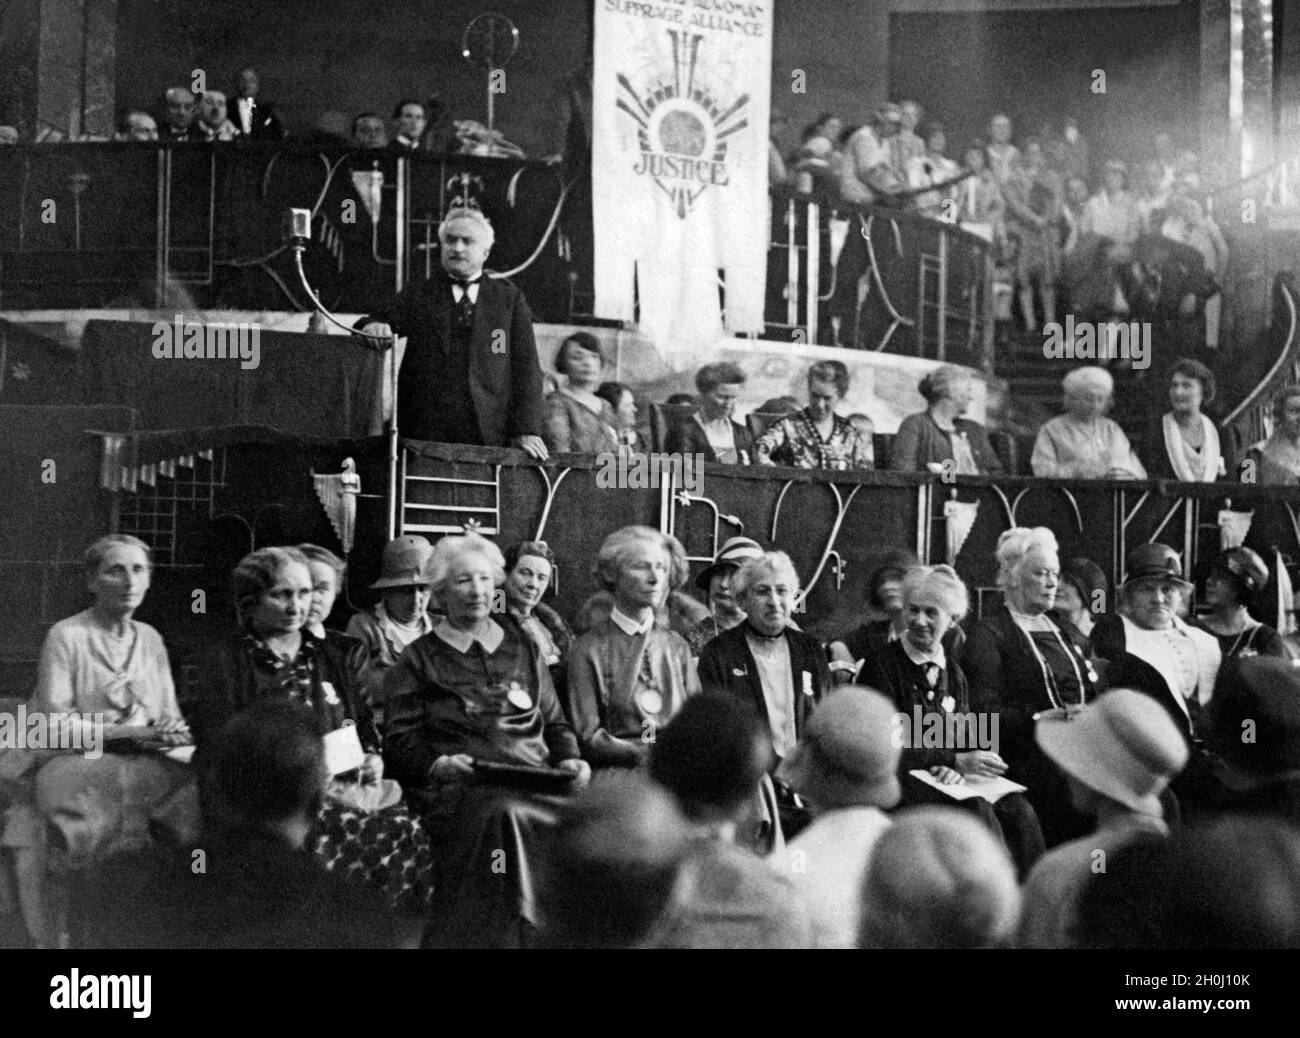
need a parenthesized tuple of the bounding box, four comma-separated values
(1031, 367, 1146, 480)
(1254, 385, 1300, 485)
(1080, 159, 1142, 263)
(890, 366, 1003, 476)
(388, 99, 428, 155)
(1140, 358, 1225, 481)
(114, 109, 158, 143)
(955, 141, 1005, 246)
(1160, 180, 1229, 349)
(755, 360, 874, 470)
(906, 122, 960, 218)
(230, 67, 285, 141)
(1192, 548, 1285, 660)
(352, 112, 388, 151)
(893, 100, 927, 175)
(791, 111, 843, 193)
(161, 87, 204, 142)
(1060, 175, 1089, 254)
(197, 91, 240, 142)
(838, 104, 905, 207)
(985, 113, 1020, 187)
(768, 107, 792, 189)
(543, 332, 620, 454)
(664, 362, 753, 464)
(1003, 138, 1063, 333)
(1055, 116, 1090, 184)
(595, 380, 640, 449)
(1018, 690, 1187, 948)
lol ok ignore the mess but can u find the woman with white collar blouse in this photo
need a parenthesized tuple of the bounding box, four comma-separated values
(1139, 359, 1224, 482)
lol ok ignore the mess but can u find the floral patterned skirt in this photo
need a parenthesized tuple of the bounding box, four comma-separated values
(310, 799, 435, 917)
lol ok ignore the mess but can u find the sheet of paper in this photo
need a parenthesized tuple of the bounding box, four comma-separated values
(164, 744, 196, 764)
(908, 769, 1027, 803)
(323, 724, 365, 777)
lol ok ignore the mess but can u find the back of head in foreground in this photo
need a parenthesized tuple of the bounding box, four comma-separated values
(858, 807, 1020, 949)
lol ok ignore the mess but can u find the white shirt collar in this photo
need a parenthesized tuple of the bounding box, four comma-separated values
(610, 606, 654, 637)
(900, 635, 946, 671)
(451, 280, 481, 303)
(432, 617, 504, 654)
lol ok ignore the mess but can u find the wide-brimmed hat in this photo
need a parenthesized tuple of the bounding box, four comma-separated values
(1035, 689, 1188, 817)
(1123, 543, 1192, 589)
(694, 536, 764, 592)
(1205, 656, 1300, 776)
(780, 686, 901, 810)
(370, 534, 433, 589)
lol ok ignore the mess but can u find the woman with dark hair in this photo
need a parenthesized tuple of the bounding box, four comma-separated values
(542, 332, 619, 453)
(185, 547, 432, 916)
(890, 366, 1003, 475)
(755, 360, 873, 470)
(503, 540, 573, 696)
(1192, 547, 1285, 659)
(1140, 358, 1224, 481)
(664, 361, 754, 464)
(596, 380, 640, 449)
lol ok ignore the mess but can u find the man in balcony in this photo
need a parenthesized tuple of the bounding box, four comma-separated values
(160, 87, 204, 143)
(230, 67, 285, 142)
(356, 205, 548, 459)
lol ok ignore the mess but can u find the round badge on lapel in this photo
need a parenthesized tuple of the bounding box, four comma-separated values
(506, 682, 533, 710)
(637, 689, 664, 716)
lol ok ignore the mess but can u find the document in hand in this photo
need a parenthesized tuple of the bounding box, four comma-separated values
(908, 769, 1027, 803)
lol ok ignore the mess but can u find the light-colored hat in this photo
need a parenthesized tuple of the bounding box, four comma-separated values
(694, 536, 764, 591)
(1035, 689, 1188, 817)
(780, 686, 901, 810)
(370, 534, 433, 590)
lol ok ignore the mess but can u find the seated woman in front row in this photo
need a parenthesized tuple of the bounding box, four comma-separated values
(382, 532, 590, 947)
(664, 361, 754, 464)
(857, 564, 1046, 878)
(4, 534, 195, 947)
(890, 366, 1003, 476)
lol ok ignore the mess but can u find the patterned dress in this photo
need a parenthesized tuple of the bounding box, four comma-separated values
(755, 408, 874, 470)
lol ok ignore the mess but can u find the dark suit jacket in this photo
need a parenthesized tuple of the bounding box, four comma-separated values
(231, 96, 285, 141)
(664, 414, 754, 464)
(857, 639, 969, 772)
(696, 624, 829, 756)
(889, 412, 1004, 475)
(367, 269, 545, 444)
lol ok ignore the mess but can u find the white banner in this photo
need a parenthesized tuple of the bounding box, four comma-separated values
(593, 0, 772, 364)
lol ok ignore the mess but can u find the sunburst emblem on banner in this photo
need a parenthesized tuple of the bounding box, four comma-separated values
(616, 30, 751, 219)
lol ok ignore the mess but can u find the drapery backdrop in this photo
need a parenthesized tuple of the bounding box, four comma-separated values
(593, 0, 772, 364)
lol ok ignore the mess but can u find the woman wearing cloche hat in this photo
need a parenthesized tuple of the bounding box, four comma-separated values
(1191, 547, 1286, 660)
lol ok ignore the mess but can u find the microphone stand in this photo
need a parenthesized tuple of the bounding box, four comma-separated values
(283, 208, 401, 540)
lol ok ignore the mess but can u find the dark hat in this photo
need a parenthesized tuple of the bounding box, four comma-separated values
(370, 534, 433, 590)
(1205, 657, 1300, 775)
(1061, 557, 1109, 610)
(1123, 543, 1191, 588)
(694, 536, 764, 591)
(1211, 547, 1270, 596)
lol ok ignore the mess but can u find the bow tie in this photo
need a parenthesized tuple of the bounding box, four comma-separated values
(452, 278, 481, 288)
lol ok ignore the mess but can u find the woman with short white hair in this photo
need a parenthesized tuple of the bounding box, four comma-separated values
(567, 527, 699, 771)
(963, 527, 1102, 847)
(382, 531, 590, 947)
(698, 552, 831, 768)
(1030, 366, 1146, 479)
